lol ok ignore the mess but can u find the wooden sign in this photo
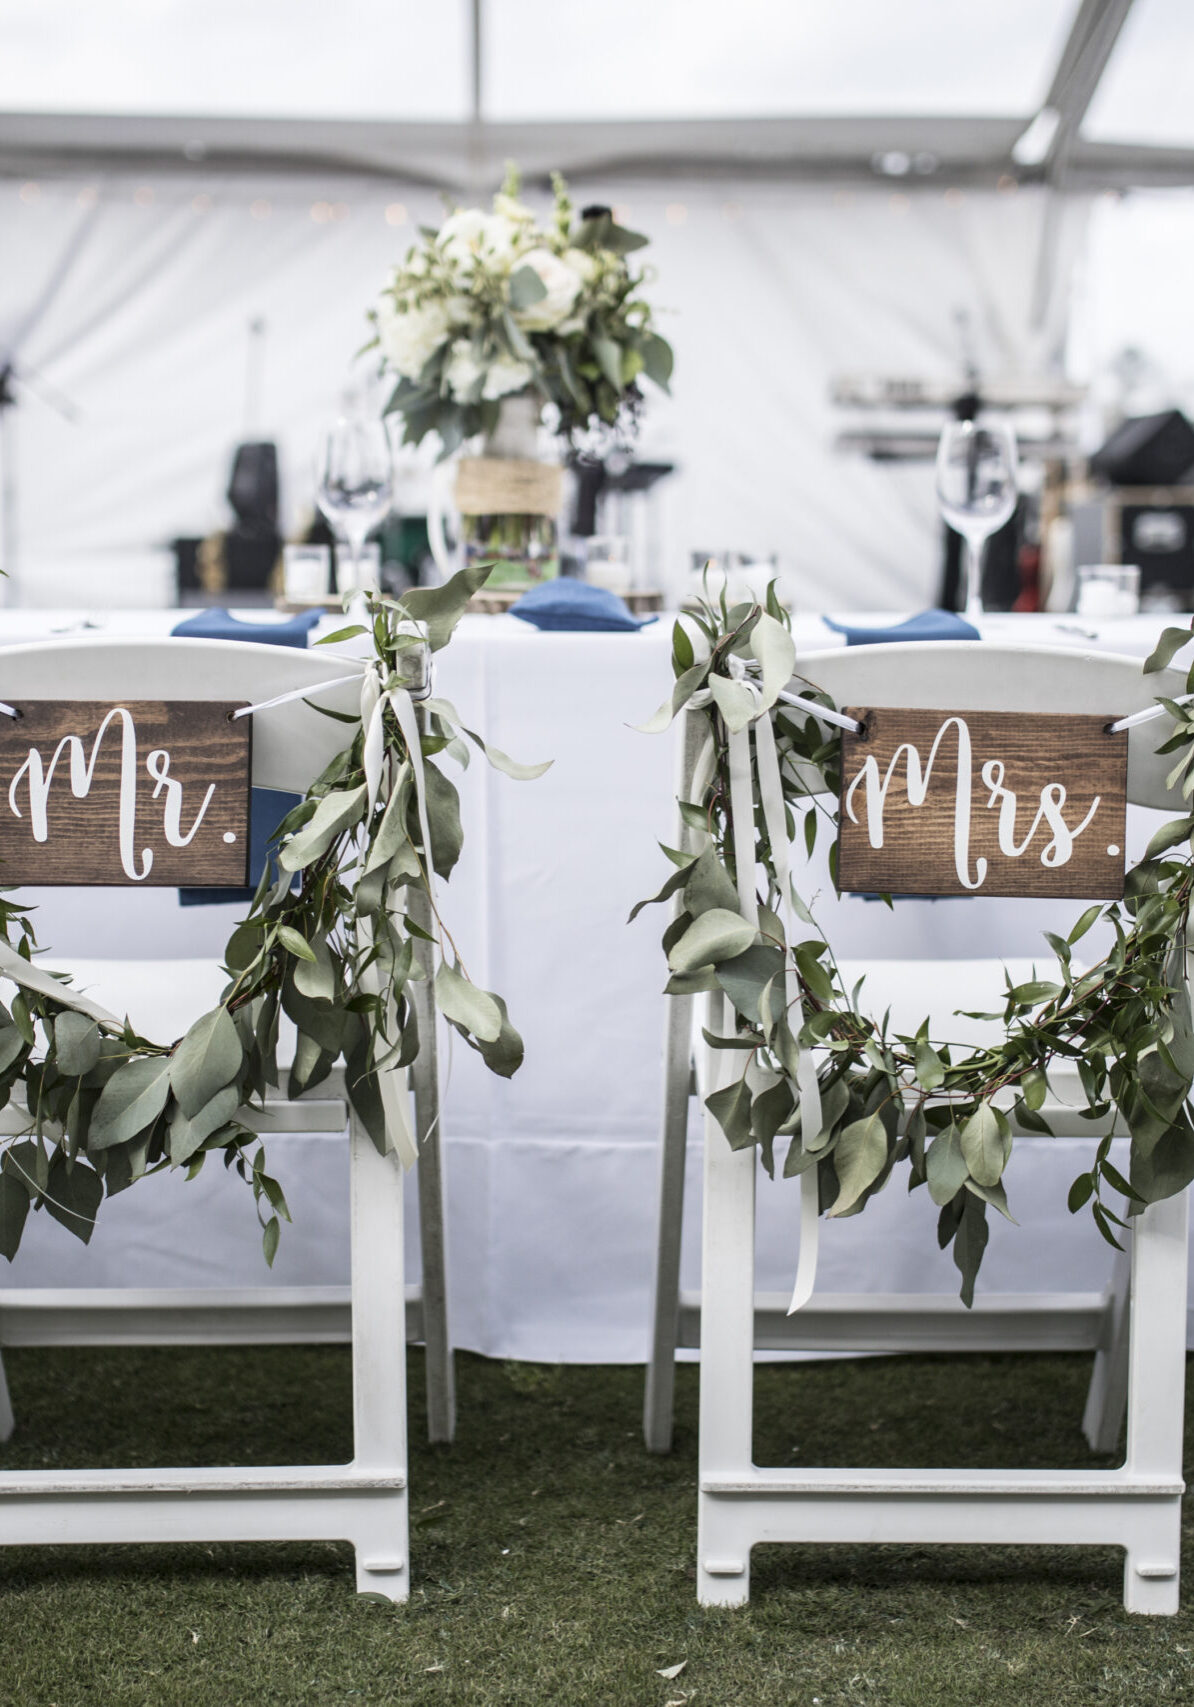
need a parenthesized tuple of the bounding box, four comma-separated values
(837, 707, 1127, 900)
(0, 701, 252, 887)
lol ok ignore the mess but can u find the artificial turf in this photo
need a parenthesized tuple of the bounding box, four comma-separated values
(0, 1344, 1192, 1705)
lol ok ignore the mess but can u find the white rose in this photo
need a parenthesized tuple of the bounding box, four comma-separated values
(494, 192, 534, 226)
(562, 246, 598, 284)
(438, 209, 520, 273)
(445, 293, 477, 328)
(376, 294, 451, 380)
(444, 341, 486, 403)
(482, 355, 534, 401)
(512, 248, 582, 332)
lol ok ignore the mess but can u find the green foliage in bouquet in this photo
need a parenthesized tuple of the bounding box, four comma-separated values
(371, 167, 674, 455)
(0, 566, 548, 1265)
(636, 595, 1194, 1303)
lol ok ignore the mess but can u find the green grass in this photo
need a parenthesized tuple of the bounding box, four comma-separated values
(1, 1345, 1193, 1705)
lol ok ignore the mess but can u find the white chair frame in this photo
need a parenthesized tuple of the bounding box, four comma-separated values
(648, 643, 1191, 1613)
(0, 635, 457, 1598)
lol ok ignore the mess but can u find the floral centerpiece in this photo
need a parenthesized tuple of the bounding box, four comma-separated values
(372, 168, 673, 454)
(369, 168, 673, 590)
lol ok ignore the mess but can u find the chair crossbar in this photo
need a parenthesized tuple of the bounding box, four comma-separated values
(676, 1289, 1109, 1354)
(0, 1285, 428, 1347)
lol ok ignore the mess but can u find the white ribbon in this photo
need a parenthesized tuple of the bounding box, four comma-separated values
(694, 657, 824, 1313)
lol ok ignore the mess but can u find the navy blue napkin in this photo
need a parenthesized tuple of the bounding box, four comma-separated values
(172, 607, 322, 646)
(822, 610, 980, 646)
(510, 579, 657, 632)
(171, 609, 317, 905)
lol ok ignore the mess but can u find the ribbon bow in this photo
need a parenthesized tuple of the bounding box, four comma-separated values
(689, 627, 824, 1313)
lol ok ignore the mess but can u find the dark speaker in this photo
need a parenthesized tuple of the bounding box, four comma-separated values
(1090, 410, 1194, 487)
(1118, 503, 1194, 600)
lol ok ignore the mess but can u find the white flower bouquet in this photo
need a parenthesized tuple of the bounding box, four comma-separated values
(372, 169, 673, 456)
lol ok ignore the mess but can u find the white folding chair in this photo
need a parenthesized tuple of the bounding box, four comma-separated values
(651, 642, 1190, 1613)
(0, 634, 455, 1598)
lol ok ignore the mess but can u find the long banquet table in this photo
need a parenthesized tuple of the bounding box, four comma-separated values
(1, 606, 1191, 1360)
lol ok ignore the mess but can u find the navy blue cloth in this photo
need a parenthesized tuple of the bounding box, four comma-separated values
(509, 579, 657, 632)
(822, 609, 980, 646)
(172, 607, 322, 646)
(171, 608, 314, 904)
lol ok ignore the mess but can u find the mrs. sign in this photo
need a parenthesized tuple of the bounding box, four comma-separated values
(0, 701, 251, 886)
(836, 707, 1127, 900)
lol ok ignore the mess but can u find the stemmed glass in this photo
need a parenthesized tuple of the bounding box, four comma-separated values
(316, 417, 394, 594)
(934, 419, 1018, 623)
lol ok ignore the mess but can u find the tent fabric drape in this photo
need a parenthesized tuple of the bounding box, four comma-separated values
(3, 175, 1088, 607)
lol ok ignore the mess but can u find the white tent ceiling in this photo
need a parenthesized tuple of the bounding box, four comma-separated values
(0, 0, 1192, 189)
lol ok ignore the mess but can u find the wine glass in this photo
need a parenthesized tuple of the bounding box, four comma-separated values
(316, 417, 394, 594)
(934, 419, 1018, 623)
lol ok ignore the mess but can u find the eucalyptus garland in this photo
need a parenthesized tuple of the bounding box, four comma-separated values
(638, 594, 1194, 1302)
(0, 564, 546, 1265)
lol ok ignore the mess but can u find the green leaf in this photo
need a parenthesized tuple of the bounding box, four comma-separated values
(293, 933, 337, 1001)
(90, 1055, 173, 1150)
(0, 1170, 29, 1260)
(169, 1006, 244, 1120)
(636, 660, 713, 735)
(54, 1012, 101, 1077)
(709, 672, 758, 735)
(434, 961, 502, 1043)
(168, 1084, 241, 1166)
(1144, 624, 1194, 674)
(640, 332, 674, 390)
(1067, 1171, 1094, 1213)
(715, 944, 784, 1024)
(953, 1195, 989, 1307)
(683, 848, 741, 918)
(422, 761, 464, 878)
(315, 623, 368, 646)
(1020, 1066, 1048, 1111)
(278, 784, 367, 872)
(926, 1125, 968, 1207)
(401, 562, 494, 650)
(0, 1025, 26, 1076)
(262, 1215, 280, 1267)
(43, 1152, 103, 1244)
(668, 908, 756, 975)
(508, 264, 549, 310)
(1144, 816, 1194, 862)
(914, 1037, 945, 1091)
(959, 1101, 1010, 1188)
(749, 612, 795, 708)
(278, 925, 317, 964)
(591, 334, 624, 392)
(628, 859, 694, 923)
(471, 991, 524, 1079)
(827, 1113, 888, 1216)
(706, 1076, 754, 1150)
(1008, 980, 1062, 1006)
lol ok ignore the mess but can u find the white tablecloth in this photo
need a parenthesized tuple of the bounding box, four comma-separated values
(1, 607, 1191, 1358)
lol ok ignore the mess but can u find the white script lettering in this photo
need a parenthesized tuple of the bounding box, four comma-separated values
(845, 717, 1099, 890)
(8, 710, 216, 881)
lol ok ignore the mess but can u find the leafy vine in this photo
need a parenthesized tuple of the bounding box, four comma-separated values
(637, 593, 1194, 1302)
(0, 564, 546, 1265)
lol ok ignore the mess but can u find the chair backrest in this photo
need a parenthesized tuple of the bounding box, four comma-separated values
(796, 642, 1186, 811)
(0, 636, 365, 794)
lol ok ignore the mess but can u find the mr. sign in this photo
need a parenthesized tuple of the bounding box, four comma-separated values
(836, 708, 1127, 900)
(0, 701, 252, 887)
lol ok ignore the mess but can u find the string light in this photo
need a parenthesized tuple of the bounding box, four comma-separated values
(943, 187, 965, 207)
(250, 198, 271, 219)
(996, 174, 1019, 194)
(133, 185, 154, 207)
(665, 202, 687, 225)
(76, 185, 98, 206)
(191, 192, 212, 213)
(310, 200, 334, 223)
(385, 202, 408, 226)
(18, 182, 39, 203)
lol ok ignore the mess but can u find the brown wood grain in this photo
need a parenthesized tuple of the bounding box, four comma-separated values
(837, 708, 1127, 900)
(0, 701, 251, 887)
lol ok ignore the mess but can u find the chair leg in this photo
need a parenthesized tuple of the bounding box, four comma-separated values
(644, 706, 705, 1455)
(409, 885, 455, 1447)
(696, 993, 757, 1607)
(643, 988, 694, 1454)
(0, 1350, 13, 1442)
(1082, 1242, 1131, 1454)
(349, 1113, 411, 1601)
(1122, 1190, 1189, 1614)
